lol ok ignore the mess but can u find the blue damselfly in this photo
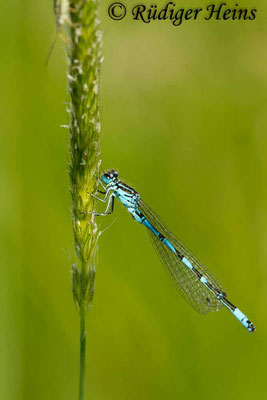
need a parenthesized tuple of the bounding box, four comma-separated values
(86, 170, 255, 333)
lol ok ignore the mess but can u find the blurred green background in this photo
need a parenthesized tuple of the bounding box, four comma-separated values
(1, 0, 267, 399)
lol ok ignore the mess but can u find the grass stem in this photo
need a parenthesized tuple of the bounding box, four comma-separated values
(63, 1, 102, 398)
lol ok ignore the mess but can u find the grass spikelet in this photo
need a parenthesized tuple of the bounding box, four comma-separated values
(62, 0, 102, 399)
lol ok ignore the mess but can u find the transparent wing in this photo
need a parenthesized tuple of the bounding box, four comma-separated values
(139, 199, 224, 314)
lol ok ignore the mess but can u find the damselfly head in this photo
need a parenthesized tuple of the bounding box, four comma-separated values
(101, 170, 118, 184)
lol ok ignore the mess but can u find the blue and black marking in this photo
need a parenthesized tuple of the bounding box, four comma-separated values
(93, 170, 256, 333)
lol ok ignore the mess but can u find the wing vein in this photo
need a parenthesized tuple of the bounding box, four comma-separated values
(139, 199, 224, 314)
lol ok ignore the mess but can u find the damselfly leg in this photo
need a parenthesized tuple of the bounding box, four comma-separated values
(81, 193, 115, 216)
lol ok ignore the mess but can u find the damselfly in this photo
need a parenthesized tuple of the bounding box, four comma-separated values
(87, 170, 255, 333)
